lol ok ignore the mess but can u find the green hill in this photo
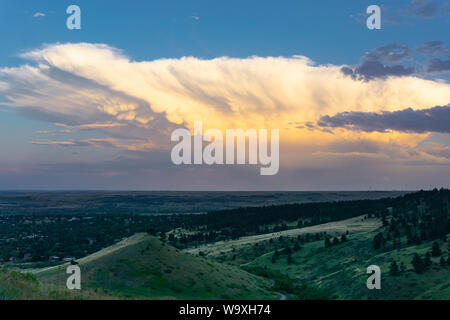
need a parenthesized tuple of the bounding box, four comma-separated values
(34, 233, 276, 300)
(234, 228, 450, 299)
(0, 269, 98, 300)
(184, 189, 450, 300)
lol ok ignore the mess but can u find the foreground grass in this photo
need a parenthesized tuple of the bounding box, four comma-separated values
(0, 269, 105, 300)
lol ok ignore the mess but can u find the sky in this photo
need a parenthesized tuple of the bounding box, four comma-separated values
(0, 0, 449, 190)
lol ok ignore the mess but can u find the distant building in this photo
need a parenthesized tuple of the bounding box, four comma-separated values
(63, 257, 76, 262)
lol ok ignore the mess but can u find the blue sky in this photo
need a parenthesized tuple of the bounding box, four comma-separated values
(0, 1, 449, 190)
(1, 0, 448, 64)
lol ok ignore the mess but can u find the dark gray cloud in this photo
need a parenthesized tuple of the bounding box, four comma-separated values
(365, 43, 411, 63)
(417, 41, 449, 56)
(426, 58, 450, 73)
(417, 42, 450, 73)
(341, 60, 415, 81)
(341, 43, 415, 81)
(342, 40, 450, 80)
(317, 105, 450, 134)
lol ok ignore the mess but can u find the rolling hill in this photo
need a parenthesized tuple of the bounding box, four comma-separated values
(34, 233, 277, 300)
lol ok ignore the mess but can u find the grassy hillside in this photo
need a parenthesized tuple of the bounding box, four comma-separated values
(185, 215, 380, 264)
(0, 269, 103, 300)
(218, 226, 449, 299)
(181, 189, 450, 300)
(35, 233, 277, 300)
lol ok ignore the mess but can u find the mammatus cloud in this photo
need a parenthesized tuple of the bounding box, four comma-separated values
(317, 105, 450, 134)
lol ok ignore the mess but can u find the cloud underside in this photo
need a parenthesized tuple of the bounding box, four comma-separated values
(341, 61, 415, 81)
(317, 105, 450, 134)
(0, 42, 450, 168)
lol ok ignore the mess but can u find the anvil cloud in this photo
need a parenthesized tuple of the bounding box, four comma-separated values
(0, 43, 450, 189)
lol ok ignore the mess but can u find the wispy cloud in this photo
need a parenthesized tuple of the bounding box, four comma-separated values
(31, 138, 153, 151)
(55, 122, 127, 130)
(417, 41, 450, 56)
(33, 12, 46, 18)
(407, 0, 449, 18)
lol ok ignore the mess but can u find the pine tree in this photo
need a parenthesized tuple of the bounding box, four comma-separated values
(287, 254, 293, 265)
(284, 245, 292, 255)
(400, 261, 406, 273)
(373, 232, 384, 250)
(431, 241, 442, 257)
(424, 252, 432, 267)
(324, 237, 331, 248)
(412, 253, 425, 273)
(272, 250, 279, 263)
(390, 261, 400, 276)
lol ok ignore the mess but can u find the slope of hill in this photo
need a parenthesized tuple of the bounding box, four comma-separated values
(236, 228, 450, 299)
(185, 215, 380, 260)
(35, 233, 277, 300)
(0, 269, 102, 300)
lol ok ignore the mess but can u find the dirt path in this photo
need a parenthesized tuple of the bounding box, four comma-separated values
(32, 233, 147, 275)
(186, 215, 381, 257)
(276, 292, 287, 300)
(268, 279, 287, 300)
